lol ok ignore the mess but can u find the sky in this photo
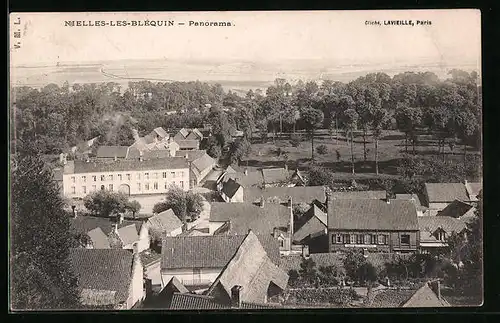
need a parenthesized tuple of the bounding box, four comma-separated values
(9, 10, 481, 69)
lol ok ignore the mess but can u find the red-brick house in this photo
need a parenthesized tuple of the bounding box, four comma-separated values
(327, 197, 420, 253)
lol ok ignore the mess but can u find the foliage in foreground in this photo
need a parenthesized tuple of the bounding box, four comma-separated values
(152, 186, 204, 222)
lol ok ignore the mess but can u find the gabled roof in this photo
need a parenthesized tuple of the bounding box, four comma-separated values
(80, 288, 117, 307)
(402, 282, 451, 307)
(221, 178, 242, 198)
(71, 157, 189, 174)
(418, 216, 467, 242)
(162, 277, 189, 295)
(176, 140, 199, 149)
(244, 186, 327, 204)
(161, 234, 280, 270)
(192, 153, 216, 173)
(395, 194, 423, 206)
(71, 216, 143, 235)
(117, 224, 140, 246)
(424, 183, 469, 203)
(69, 249, 133, 304)
(175, 149, 206, 161)
(151, 127, 169, 139)
(207, 231, 288, 304)
(209, 202, 290, 235)
(368, 282, 450, 308)
(127, 148, 173, 160)
(147, 209, 183, 234)
(327, 199, 418, 231)
(330, 190, 387, 200)
(293, 205, 327, 242)
(261, 168, 291, 185)
(96, 146, 130, 159)
(169, 293, 281, 309)
(87, 227, 111, 249)
(226, 171, 264, 188)
(437, 199, 475, 218)
(187, 128, 204, 140)
(465, 182, 482, 200)
(177, 128, 190, 139)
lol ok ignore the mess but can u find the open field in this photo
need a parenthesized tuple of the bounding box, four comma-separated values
(244, 129, 480, 179)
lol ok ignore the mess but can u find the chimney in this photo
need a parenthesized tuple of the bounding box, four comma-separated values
(244, 168, 248, 176)
(273, 227, 279, 238)
(302, 245, 310, 258)
(284, 163, 288, 171)
(113, 223, 119, 234)
(114, 155, 118, 162)
(139, 151, 144, 162)
(132, 128, 140, 141)
(464, 179, 468, 186)
(117, 213, 124, 224)
(71, 205, 77, 218)
(386, 199, 390, 205)
(230, 285, 243, 308)
(429, 280, 442, 300)
(60, 153, 67, 165)
(260, 196, 265, 208)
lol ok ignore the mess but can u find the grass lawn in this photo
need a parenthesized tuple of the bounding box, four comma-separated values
(244, 129, 479, 179)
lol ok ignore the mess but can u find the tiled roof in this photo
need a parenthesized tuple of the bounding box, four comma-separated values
(69, 249, 133, 304)
(465, 182, 481, 199)
(161, 234, 281, 269)
(80, 288, 117, 307)
(127, 148, 173, 160)
(370, 289, 418, 308)
(139, 249, 162, 267)
(293, 206, 327, 242)
(209, 202, 290, 235)
(192, 153, 216, 173)
(151, 127, 169, 139)
(190, 128, 204, 140)
(226, 171, 264, 188)
(147, 209, 182, 234)
(330, 190, 387, 200)
(164, 277, 189, 294)
(169, 293, 281, 309)
(437, 199, 475, 218)
(402, 283, 450, 307)
(327, 199, 419, 231)
(71, 157, 189, 174)
(395, 194, 423, 206)
(207, 231, 289, 304)
(244, 186, 327, 204)
(87, 227, 111, 249)
(96, 146, 129, 159)
(418, 216, 467, 242)
(175, 149, 206, 161)
(424, 183, 469, 203)
(178, 128, 189, 139)
(118, 224, 140, 246)
(70, 216, 142, 236)
(221, 178, 242, 198)
(262, 168, 291, 184)
(176, 140, 199, 149)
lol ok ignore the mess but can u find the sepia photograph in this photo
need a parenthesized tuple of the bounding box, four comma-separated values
(9, 10, 482, 311)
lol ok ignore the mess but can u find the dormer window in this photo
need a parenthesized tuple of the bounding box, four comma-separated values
(436, 230, 446, 241)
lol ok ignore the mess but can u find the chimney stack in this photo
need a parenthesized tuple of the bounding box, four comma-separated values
(117, 213, 124, 224)
(260, 196, 265, 208)
(113, 223, 119, 234)
(114, 155, 118, 162)
(244, 168, 248, 176)
(302, 245, 310, 258)
(132, 129, 140, 142)
(230, 285, 243, 308)
(284, 163, 288, 171)
(139, 151, 144, 162)
(71, 205, 77, 218)
(464, 179, 468, 186)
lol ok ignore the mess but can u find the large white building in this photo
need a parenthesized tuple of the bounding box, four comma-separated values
(56, 157, 190, 199)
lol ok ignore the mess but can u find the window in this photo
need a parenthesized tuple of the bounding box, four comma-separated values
(136, 173, 141, 180)
(350, 234, 356, 245)
(82, 186, 87, 194)
(92, 185, 96, 192)
(81, 176, 86, 182)
(145, 172, 150, 180)
(92, 176, 97, 182)
(400, 234, 410, 245)
(180, 171, 185, 178)
(371, 234, 378, 245)
(109, 184, 113, 191)
(436, 230, 446, 241)
(342, 234, 350, 244)
(137, 183, 141, 191)
(356, 234, 365, 244)
(108, 174, 113, 181)
(153, 172, 158, 179)
(162, 172, 167, 179)
(101, 185, 105, 190)
(171, 172, 176, 178)
(101, 175, 105, 181)
(379, 234, 387, 245)
(365, 234, 371, 244)
(164, 182, 168, 189)
(153, 182, 158, 190)
(180, 181, 184, 189)
(145, 183, 150, 191)
(71, 186, 76, 194)
(118, 174, 122, 181)
(279, 239, 284, 248)
(71, 176, 75, 183)
(126, 174, 131, 181)
(335, 234, 342, 244)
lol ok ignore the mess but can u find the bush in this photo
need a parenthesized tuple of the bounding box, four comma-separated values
(83, 190, 129, 217)
(290, 136, 302, 147)
(316, 144, 328, 155)
(308, 166, 334, 186)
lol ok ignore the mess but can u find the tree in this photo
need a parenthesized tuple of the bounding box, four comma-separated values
(203, 136, 222, 159)
(11, 154, 81, 310)
(153, 187, 204, 223)
(316, 144, 328, 155)
(308, 166, 334, 186)
(343, 251, 367, 283)
(343, 108, 359, 174)
(301, 108, 324, 163)
(371, 107, 389, 175)
(299, 257, 317, 285)
(83, 190, 129, 217)
(228, 138, 251, 166)
(396, 103, 423, 155)
(125, 200, 141, 219)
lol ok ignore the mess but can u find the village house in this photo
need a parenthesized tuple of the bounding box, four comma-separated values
(160, 233, 281, 290)
(418, 216, 467, 253)
(146, 209, 183, 240)
(128, 127, 179, 156)
(176, 139, 200, 151)
(424, 181, 481, 214)
(96, 146, 130, 161)
(58, 156, 190, 198)
(176, 150, 217, 187)
(437, 199, 476, 220)
(395, 193, 429, 216)
(69, 136, 100, 156)
(327, 197, 420, 254)
(172, 128, 203, 151)
(217, 166, 305, 190)
(209, 200, 293, 253)
(292, 204, 328, 246)
(71, 213, 150, 252)
(69, 248, 145, 309)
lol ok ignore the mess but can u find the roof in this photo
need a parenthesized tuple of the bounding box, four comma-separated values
(327, 199, 419, 231)
(161, 234, 280, 269)
(192, 153, 216, 173)
(226, 171, 264, 188)
(175, 149, 206, 161)
(424, 183, 469, 203)
(244, 186, 327, 204)
(139, 249, 162, 267)
(402, 283, 450, 307)
(80, 288, 117, 307)
(53, 167, 63, 181)
(437, 199, 475, 218)
(262, 168, 291, 185)
(169, 293, 280, 309)
(191, 128, 204, 140)
(465, 182, 482, 199)
(293, 205, 327, 242)
(395, 194, 423, 206)
(127, 148, 173, 160)
(69, 249, 133, 304)
(177, 128, 189, 139)
(164, 277, 189, 294)
(147, 209, 183, 234)
(209, 202, 290, 235)
(70, 216, 142, 237)
(87, 227, 111, 249)
(221, 178, 242, 198)
(330, 190, 386, 200)
(418, 216, 467, 242)
(118, 224, 140, 246)
(96, 146, 129, 159)
(151, 127, 169, 139)
(176, 140, 199, 149)
(207, 231, 288, 304)
(370, 282, 450, 308)
(70, 157, 189, 174)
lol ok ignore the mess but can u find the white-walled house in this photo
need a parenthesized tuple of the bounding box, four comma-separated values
(60, 157, 190, 199)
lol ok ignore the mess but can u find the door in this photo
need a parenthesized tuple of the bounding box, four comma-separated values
(118, 184, 131, 196)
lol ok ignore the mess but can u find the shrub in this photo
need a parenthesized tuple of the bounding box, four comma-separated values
(308, 166, 334, 186)
(290, 136, 302, 147)
(316, 144, 328, 155)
